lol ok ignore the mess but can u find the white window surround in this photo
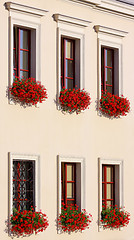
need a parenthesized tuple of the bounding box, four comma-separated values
(5, 2, 48, 85)
(98, 158, 123, 231)
(94, 25, 128, 100)
(53, 14, 91, 97)
(8, 153, 40, 215)
(57, 155, 85, 215)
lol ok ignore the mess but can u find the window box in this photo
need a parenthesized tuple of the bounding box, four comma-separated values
(10, 208, 49, 236)
(59, 88, 91, 114)
(101, 206, 130, 229)
(58, 204, 92, 233)
(9, 77, 48, 106)
(99, 91, 130, 118)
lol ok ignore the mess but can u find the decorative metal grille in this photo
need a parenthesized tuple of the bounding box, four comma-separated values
(13, 160, 35, 211)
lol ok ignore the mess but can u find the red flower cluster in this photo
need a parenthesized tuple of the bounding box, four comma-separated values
(58, 203, 92, 233)
(101, 206, 130, 229)
(10, 77, 47, 106)
(10, 208, 49, 236)
(99, 91, 130, 117)
(59, 88, 91, 114)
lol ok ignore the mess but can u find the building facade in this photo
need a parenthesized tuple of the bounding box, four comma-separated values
(0, 0, 134, 239)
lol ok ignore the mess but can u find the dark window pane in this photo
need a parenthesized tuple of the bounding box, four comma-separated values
(20, 71, 29, 79)
(66, 78, 74, 90)
(106, 49, 113, 67)
(20, 29, 29, 50)
(106, 85, 112, 94)
(105, 68, 112, 85)
(20, 51, 29, 70)
(13, 161, 35, 211)
(66, 60, 74, 78)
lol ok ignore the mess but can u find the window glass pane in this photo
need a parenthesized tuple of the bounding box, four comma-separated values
(66, 40, 73, 59)
(106, 184, 113, 199)
(107, 200, 112, 208)
(106, 49, 113, 67)
(66, 78, 74, 90)
(106, 167, 112, 182)
(67, 165, 73, 181)
(102, 183, 104, 199)
(67, 200, 75, 206)
(106, 85, 112, 94)
(20, 29, 29, 50)
(20, 51, 29, 70)
(66, 60, 74, 78)
(67, 183, 73, 198)
(20, 71, 29, 79)
(105, 68, 112, 85)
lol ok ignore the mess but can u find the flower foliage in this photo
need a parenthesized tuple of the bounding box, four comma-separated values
(59, 88, 91, 114)
(101, 206, 130, 229)
(99, 91, 130, 118)
(58, 204, 92, 233)
(10, 208, 49, 236)
(10, 77, 47, 106)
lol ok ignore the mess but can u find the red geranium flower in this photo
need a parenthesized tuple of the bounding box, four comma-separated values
(99, 91, 130, 118)
(58, 204, 92, 233)
(10, 208, 49, 236)
(9, 77, 47, 106)
(101, 206, 130, 229)
(59, 88, 91, 114)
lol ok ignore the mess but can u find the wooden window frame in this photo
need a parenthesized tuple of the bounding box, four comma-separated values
(58, 156, 85, 215)
(61, 37, 75, 90)
(101, 47, 114, 94)
(98, 158, 123, 231)
(102, 165, 115, 208)
(61, 162, 76, 206)
(13, 27, 30, 79)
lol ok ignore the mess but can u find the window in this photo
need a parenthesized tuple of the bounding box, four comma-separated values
(94, 25, 128, 99)
(98, 158, 123, 230)
(9, 153, 40, 214)
(53, 14, 91, 94)
(61, 38, 75, 90)
(61, 163, 76, 206)
(13, 160, 35, 211)
(101, 48, 114, 94)
(5, 2, 48, 85)
(13, 27, 31, 79)
(102, 165, 115, 208)
(58, 156, 85, 214)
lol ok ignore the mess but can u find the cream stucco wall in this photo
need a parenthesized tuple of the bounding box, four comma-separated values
(0, 0, 134, 240)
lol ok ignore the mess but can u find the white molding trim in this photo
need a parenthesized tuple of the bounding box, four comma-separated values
(53, 14, 91, 27)
(98, 158, 123, 232)
(5, 2, 48, 17)
(57, 155, 85, 215)
(8, 153, 40, 215)
(94, 25, 128, 38)
(68, 0, 134, 20)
